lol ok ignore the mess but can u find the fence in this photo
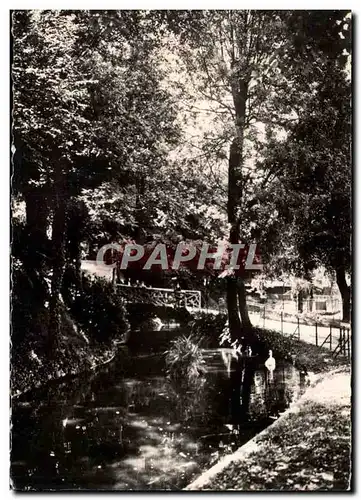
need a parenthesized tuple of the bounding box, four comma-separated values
(246, 304, 351, 359)
(205, 299, 351, 359)
(288, 320, 350, 359)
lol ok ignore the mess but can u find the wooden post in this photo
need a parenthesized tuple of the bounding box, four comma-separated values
(346, 329, 349, 358)
(315, 322, 318, 347)
(297, 317, 300, 340)
(281, 311, 283, 334)
(345, 328, 350, 358)
(263, 306, 266, 328)
(330, 326, 332, 351)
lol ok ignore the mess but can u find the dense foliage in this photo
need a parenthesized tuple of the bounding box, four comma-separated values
(64, 273, 129, 343)
(189, 311, 228, 348)
(11, 10, 351, 392)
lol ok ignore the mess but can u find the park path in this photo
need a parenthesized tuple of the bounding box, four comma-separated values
(190, 306, 350, 353)
(248, 312, 342, 350)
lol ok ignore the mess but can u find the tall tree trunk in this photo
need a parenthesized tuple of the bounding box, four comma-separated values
(48, 170, 68, 356)
(20, 187, 50, 336)
(227, 180, 242, 342)
(227, 72, 253, 343)
(237, 279, 252, 330)
(23, 187, 49, 271)
(24, 187, 48, 238)
(297, 291, 303, 313)
(227, 141, 242, 342)
(336, 265, 351, 323)
(75, 243, 83, 293)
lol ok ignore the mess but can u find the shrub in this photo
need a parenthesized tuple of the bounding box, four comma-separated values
(68, 274, 129, 343)
(252, 328, 295, 361)
(189, 311, 228, 347)
(164, 335, 206, 385)
(11, 264, 50, 353)
(217, 325, 296, 361)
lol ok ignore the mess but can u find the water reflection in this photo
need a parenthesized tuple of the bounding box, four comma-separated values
(11, 348, 306, 491)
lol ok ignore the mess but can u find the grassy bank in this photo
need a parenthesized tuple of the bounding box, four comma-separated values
(11, 301, 128, 398)
(12, 270, 130, 398)
(186, 367, 351, 491)
(190, 312, 349, 373)
(11, 337, 121, 399)
(254, 328, 349, 373)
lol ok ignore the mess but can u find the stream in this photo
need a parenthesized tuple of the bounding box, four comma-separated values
(11, 344, 307, 491)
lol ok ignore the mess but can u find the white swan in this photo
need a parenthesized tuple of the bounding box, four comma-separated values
(265, 350, 276, 372)
(152, 316, 164, 331)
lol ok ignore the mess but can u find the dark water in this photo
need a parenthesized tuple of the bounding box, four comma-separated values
(11, 347, 307, 491)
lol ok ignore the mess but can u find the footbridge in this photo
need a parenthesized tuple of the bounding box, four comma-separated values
(116, 284, 202, 310)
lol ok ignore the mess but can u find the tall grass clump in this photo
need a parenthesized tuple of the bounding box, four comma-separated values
(164, 335, 206, 385)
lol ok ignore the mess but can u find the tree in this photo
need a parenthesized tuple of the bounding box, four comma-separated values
(163, 11, 300, 343)
(262, 72, 351, 320)
(254, 12, 351, 321)
(13, 10, 107, 350)
(12, 10, 182, 351)
(164, 10, 352, 338)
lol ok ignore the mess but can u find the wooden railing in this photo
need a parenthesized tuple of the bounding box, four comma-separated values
(116, 284, 202, 309)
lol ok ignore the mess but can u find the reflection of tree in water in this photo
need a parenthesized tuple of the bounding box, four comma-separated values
(264, 371, 288, 417)
(228, 361, 303, 427)
(12, 352, 306, 491)
(229, 357, 258, 426)
(254, 365, 302, 419)
(167, 375, 207, 424)
(12, 364, 134, 490)
(12, 356, 211, 490)
(12, 371, 98, 489)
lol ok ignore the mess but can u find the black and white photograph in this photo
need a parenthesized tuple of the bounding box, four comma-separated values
(10, 9, 352, 491)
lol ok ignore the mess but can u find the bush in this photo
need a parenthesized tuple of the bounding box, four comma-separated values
(68, 274, 129, 343)
(251, 327, 348, 373)
(11, 266, 130, 395)
(252, 328, 296, 361)
(11, 264, 50, 353)
(164, 335, 206, 385)
(216, 323, 297, 361)
(189, 311, 228, 347)
(187, 309, 302, 359)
